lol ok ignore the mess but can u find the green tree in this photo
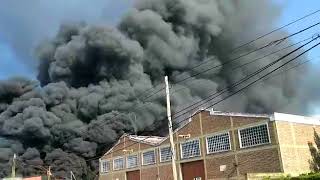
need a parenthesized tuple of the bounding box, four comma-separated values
(308, 129, 320, 172)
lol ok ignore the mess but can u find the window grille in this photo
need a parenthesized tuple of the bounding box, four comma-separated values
(180, 139, 201, 159)
(142, 150, 156, 165)
(100, 160, 110, 173)
(239, 123, 270, 148)
(160, 146, 172, 162)
(206, 132, 231, 154)
(127, 154, 138, 168)
(113, 157, 124, 170)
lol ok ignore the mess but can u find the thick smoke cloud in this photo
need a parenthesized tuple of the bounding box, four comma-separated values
(0, 0, 132, 69)
(0, 0, 318, 178)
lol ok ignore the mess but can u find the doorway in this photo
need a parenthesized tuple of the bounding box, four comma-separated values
(181, 160, 205, 180)
(126, 170, 140, 180)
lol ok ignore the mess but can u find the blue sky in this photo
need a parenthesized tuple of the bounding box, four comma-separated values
(278, 0, 320, 114)
(0, 0, 319, 114)
(0, 42, 35, 79)
(1, 0, 320, 80)
(278, 0, 320, 62)
(0, 0, 132, 80)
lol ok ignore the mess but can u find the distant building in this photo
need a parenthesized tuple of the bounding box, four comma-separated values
(99, 109, 320, 180)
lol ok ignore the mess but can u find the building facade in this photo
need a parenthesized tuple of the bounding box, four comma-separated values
(99, 110, 320, 180)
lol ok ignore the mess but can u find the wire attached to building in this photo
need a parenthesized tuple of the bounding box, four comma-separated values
(94, 38, 320, 159)
(85, 10, 320, 162)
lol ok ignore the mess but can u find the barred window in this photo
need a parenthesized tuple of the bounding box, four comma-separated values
(180, 139, 201, 159)
(160, 146, 172, 162)
(239, 123, 270, 148)
(127, 154, 138, 168)
(142, 150, 156, 165)
(206, 132, 231, 154)
(113, 157, 124, 170)
(100, 160, 110, 173)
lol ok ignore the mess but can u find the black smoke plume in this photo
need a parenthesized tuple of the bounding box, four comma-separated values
(0, 0, 318, 178)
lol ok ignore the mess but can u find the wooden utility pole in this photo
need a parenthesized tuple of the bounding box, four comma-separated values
(47, 166, 52, 180)
(71, 171, 77, 180)
(11, 154, 16, 178)
(164, 76, 178, 180)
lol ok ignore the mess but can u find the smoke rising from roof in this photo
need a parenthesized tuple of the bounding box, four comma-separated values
(0, 0, 319, 178)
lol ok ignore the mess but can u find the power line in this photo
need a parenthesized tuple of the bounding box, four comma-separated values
(141, 21, 320, 102)
(172, 36, 319, 120)
(174, 21, 320, 83)
(205, 42, 320, 116)
(95, 42, 317, 157)
(181, 9, 320, 73)
(137, 10, 320, 102)
(15, 158, 57, 179)
(231, 36, 314, 71)
(230, 9, 320, 52)
(93, 33, 318, 160)
(142, 87, 165, 102)
(79, 10, 320, 162)
(261, 57, 317, 82)
(172, 21, 320, 81)
(174, 41, 320, 126)
(96, 40, 319, 157)
(169, 35, 314, 96)
(93, 41, 319, 159)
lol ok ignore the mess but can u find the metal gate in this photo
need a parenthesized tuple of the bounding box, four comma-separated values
(181, 160, 205, 180)
(126, 170, 140, 180)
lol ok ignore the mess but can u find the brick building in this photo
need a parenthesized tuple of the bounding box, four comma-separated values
(99, 109, 320, 180)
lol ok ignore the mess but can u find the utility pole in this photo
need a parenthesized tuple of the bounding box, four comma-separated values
(164, 76, 178, 180)
(47, 166, 52, 180)
(11, 154, 16, 178)
(70, 171, 77, 180)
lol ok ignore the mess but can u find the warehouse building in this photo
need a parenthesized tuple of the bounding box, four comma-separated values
(99, 109, 320, 180)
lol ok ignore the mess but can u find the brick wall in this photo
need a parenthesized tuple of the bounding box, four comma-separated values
(201, 112, 232, 134)
(99, 174, 112, 180)
(206, 154, 237, 179)
(159, 164, 173, 180)
(199, 112, 282, 179)
(99, 135, 156, 180)
(100, 111, 290, 180)
(141, 166, 158, 180)
(275, 121, 320, 175)
(237, 148, 282, 174)
(112, 172, 126, 180)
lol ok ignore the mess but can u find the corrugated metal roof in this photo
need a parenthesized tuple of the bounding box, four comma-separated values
(128, 135, 166, 146)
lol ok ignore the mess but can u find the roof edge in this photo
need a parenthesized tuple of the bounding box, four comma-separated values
(273, 112, 320, 125)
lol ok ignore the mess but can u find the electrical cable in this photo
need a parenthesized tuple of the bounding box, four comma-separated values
(231, 9, 320, 52)
(141, 21, 320, 102)
(172, 36, 318, 119)
(174, 41, 320, 126)
(80, 9, 320, 161)
(92, 41, 318, 161)
(169, 36, 313, 95)
(135, 9, 320, 102)
(86, 36, 320, 161)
